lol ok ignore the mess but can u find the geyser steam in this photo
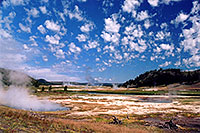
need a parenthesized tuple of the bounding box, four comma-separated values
(0, 70, 67, 111)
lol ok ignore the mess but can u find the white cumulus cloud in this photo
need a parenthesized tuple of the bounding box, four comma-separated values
(80, 23, 94, 33)
(76, 34, 88, 42)
(54, 49, 65, 59)
(122, 0, 141, 17)
(45, 35, 60, 44)
(69, 42, 81, 54)
(175, 12, 189, 23)
(104, 17, 121, 33)
(42, 55, 48, 62)
(148, 0, 159, 7)
(30, 8, 39, 17)
(78, 0, 87, 2)
(37, 25, 46, 34)
(19, 23, 31, 33)
(136, 10, 149, 21)
(160, 43, 174, 51)
(39, 6, 47, 14)
(0, 29, 12, 38)
(101, 16, 121, 44)
(45, 20, 60, 32)
(159, 61, 171, 67)
(84, 40, 100, 51)
(64, 5, 84, 21)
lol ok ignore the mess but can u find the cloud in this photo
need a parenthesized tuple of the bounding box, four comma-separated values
(69, 42, 81, 54)
(54, 49, 65, 59)
(148, 0, 182, 7)
(191, 1, 200, 14)
(124, 24, 143, 38)
(39, 6, 47, 14)
(121, 36, 129, 45)
(58, 12, 65, 22)
(1, 11, 16, 30)
(0, 38, 28, 70)
(64, 5, 84, 21)
(101, 15, 121, 44)
(76, 34, 88, 42)
(159, 61, 171, 67)
(23, 44, 30, 50)
(45, 35, 60, 44)
(114, 52, 123, 60)
(44, 20, 60, 32)
(104, 17, 120, 33)
(101, 31, 120, 44)
(122, 0, 141, 17)
(144, 19, 151, 29)
(19, 23, 31, 33)
(136, 10, 149, 21)
(183, 55, 200, 67)
(96, 58, 100, 61)
(77, 0, 87, 2)
(48, 43, 65, 55)
(161, 0, 182, 5)
(160, 43, 174, 51)
(41, 0, 48, 3)
(153, 46, 161, 53)
(37, 25, 46, 34)
(155, 31, 170, 40)
(42, 56, 48, 62)
(129, 40, 147, 53)
(0, 29, 12, 38)
(2, 0, 26, 7)
(59, 27, 67, 36)
(174, 12, 189, 24)
(174, 60, 181, 66)
(29, 36, 38, 46)
(180, 1, 200, 67)
(148, 0, 159, 7)
(155, 31, 166, 40)
(121, 23, 147, 54)
(84, 40, 100, 51)
(103, 45, 115, 52)
(101, 31, 111, 42)
(29, 8, 39, 17)
(26, 68, 81, 81)
(25, 7, 39, 18)
(160, 23, 168, 29)
(80, 23, 94, 33)
(102, 0, 114, 14)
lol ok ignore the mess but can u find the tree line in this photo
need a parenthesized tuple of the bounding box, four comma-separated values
(122, 68, 200, 88)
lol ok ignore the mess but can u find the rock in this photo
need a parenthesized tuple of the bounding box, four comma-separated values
(109, 116, 122, 125)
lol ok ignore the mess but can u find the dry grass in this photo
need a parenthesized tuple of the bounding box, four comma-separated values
(55, 119, 149, 133)
(2, 86, 199, 132)
(0, 105, 154, 133)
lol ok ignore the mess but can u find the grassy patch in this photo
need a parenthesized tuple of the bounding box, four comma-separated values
(177, 91, 200, 96)
(0, 105, 154, 133)
(76, 90, 167, 95)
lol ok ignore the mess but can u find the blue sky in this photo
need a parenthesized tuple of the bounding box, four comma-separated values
(0, 0, 199, 83)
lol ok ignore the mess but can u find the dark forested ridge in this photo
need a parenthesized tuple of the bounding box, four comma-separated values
(122, 68, 200, 88)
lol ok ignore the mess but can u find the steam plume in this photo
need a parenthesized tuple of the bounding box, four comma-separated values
(0, 70, 67, 111)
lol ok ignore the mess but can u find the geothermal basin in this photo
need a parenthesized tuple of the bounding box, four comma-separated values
(51, 93, 200, 115)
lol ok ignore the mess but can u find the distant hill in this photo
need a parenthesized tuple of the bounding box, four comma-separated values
(122, 68, 200, 88)
(37, 79, 51, 85)
(0, 68, 39, 87)
(0, 68, 117, 87)
(0, 68, 63, 87)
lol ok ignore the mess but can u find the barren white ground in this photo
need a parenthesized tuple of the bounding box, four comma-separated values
(51, 94, 200, 116)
